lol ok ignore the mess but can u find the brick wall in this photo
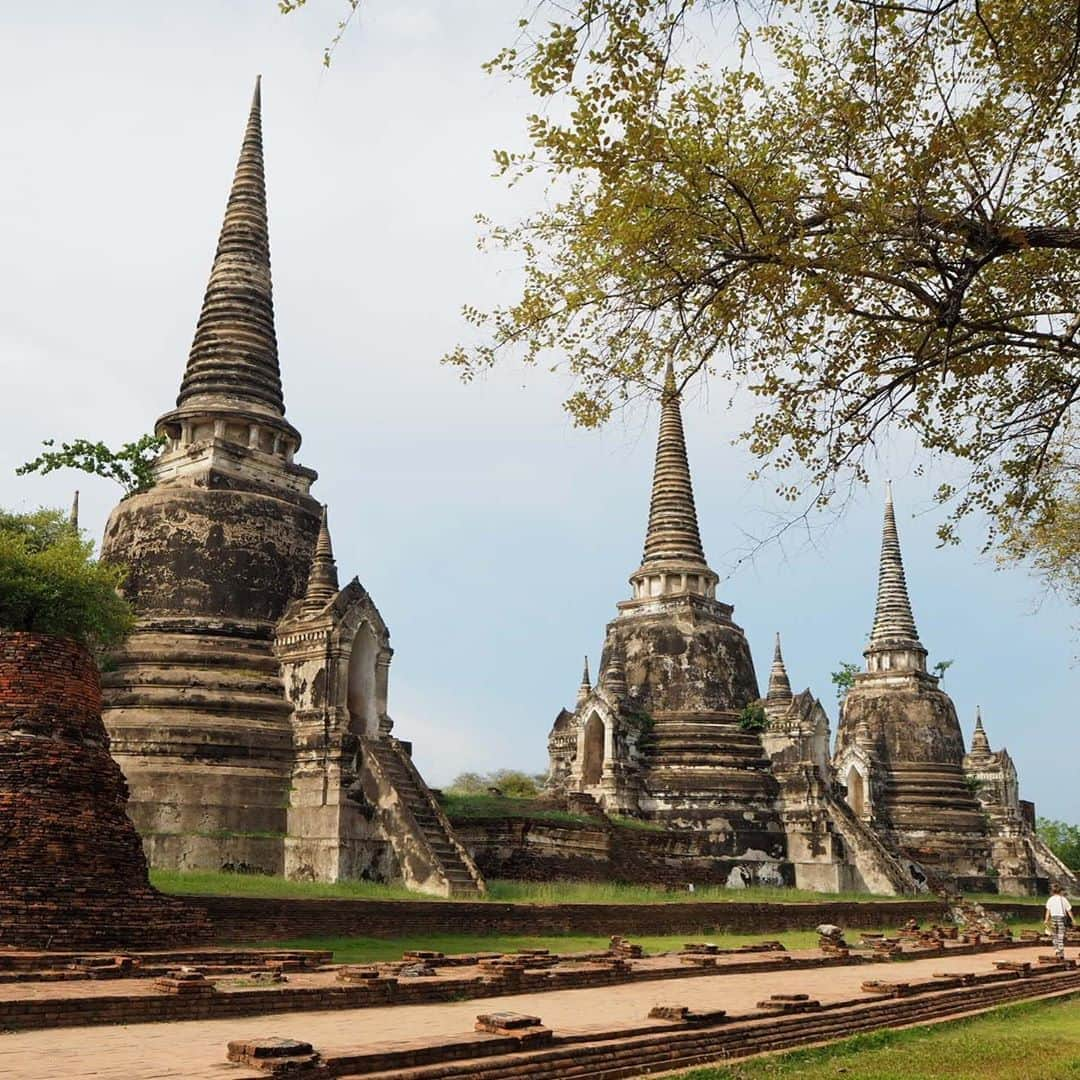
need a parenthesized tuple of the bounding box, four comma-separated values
(0, 632, 210, 949)
(194, 894, 981, 942)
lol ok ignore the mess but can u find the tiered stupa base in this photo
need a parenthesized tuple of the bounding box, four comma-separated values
(102, 620, 295, 874)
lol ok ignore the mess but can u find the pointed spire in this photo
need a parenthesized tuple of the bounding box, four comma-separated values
(628, 363, 718, 601)
(641, 362, 708, 568)
(176, 76, 285, 416)
(303, 505, 339, 610)
(866, 484, 924, 666)
(68, 490, 79, 534)
(577, 656, 591, 707)
(766, 632, 793, 703)
(970, 707, 991, 755)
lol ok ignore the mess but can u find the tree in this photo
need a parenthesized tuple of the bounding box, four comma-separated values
(0, 508, 134, 650)
(446, 769, 546, 798)
(17, 435, 166, 497)
(831, 661, 861, 702)
(439, 0, 1080, 552)
(1000, 483, 1080, 604)
(1037, 818, 1080, 870)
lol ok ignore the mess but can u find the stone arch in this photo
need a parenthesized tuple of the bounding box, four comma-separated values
(347, 622, 380, 737)
(582, 712, 605, 786)
(846, 766, 867, 818)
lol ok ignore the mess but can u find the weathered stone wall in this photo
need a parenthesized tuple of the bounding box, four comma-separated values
(604, 598, 759, 715)
(0, 632, 210, 948)
(100, 477, 322, 874)
(102, 483, 321, 622)
(451, 816, 794, 888)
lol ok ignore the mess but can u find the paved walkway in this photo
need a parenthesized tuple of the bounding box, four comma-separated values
(0, 946, 1054, 1079)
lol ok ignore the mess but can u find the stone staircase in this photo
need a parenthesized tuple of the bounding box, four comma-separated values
(822, 792, 918, 895)
(362, 738, 486, 899)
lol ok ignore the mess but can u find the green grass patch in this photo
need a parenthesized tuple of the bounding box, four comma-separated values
(440, 794, 592, 825)
(239, 926, 887, 964)
(150, 869, 437, 901)
(152, 868, 1049, 921)
(666, 994, 1080, 1078)
(483, 880, 912, 905)
(968, 892, 1048, 907)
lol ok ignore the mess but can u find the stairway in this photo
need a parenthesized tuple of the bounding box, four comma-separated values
(822, 792, 917, 895)
(363, 738, 486, 898)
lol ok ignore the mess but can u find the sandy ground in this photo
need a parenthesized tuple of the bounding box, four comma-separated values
(0, 945, 1056, 1080)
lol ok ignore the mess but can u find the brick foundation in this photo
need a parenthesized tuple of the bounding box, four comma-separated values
(0, 632, 210, 949)
(191, 893, 1038, 944)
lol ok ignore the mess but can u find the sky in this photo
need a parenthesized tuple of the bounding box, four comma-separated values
(0, 1, 1076, 820)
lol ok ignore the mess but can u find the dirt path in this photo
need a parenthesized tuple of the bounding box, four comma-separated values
(0, 946, 1054, 1079)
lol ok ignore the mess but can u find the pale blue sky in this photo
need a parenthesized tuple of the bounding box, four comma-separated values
(0, 1, 1076, 819)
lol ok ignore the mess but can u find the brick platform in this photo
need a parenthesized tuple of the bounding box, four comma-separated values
(238, 960, 1080, 1079)
(0, 932, 1047, 1033)
(0, 633, 210, 949)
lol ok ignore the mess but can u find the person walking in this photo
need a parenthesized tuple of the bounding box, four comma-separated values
(1044, 883, 1072, 960)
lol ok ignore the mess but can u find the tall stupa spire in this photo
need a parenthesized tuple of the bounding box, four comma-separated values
(577, 656, 591, 706)
(865, 484, 926, 671)
(970, 706, 991, 755)
(176, 76, 285, 417)
(629, 363, 718, 601)
(303, 506, 340, 610)
(766, 632, 793, 703)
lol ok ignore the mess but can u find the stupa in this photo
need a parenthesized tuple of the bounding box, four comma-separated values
(547, 364, 790, 886)
(833, 486, 992, 884)
(99, 80, 483, 896)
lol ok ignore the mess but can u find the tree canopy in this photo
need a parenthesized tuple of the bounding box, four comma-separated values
(17, 434, 166, 497)
(1038, 817, 1080, 870)
(0, 508, 134, 650)
(434, 0, 1080, 554)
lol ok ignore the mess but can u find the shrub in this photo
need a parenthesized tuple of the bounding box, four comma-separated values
(0, 508, 134, 650)
(737, 702, 769, 732)
(1038, 818, 1080, 871)
(446, 769, 547, 798)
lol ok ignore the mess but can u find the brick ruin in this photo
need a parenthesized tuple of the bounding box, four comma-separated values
(0, 632, 208, 948)
(548, 370, 1077, 897)
(97, 80, 483, 898)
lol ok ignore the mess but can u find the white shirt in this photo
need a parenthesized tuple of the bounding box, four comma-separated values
(1046, 895, 1072, 918)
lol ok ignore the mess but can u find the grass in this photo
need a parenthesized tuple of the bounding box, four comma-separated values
(240, 926, 885, 964)
(242, 918, 1048, 965)
(150, 869, 437, 901)
(152, 869, 1056, 924)
(439, 794, 592, 825)
(665, 994, 1080, 1078)
(154, 868, 931, 906)
(484, 880, 918, 904)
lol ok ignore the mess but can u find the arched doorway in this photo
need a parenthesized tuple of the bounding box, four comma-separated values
(582, 712, 605, 786)
(847, 768, 866, 818)
(347, 624, 379, 736)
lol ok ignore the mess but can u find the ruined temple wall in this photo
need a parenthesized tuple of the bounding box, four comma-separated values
(603, 600, 759, 716)
(100, 476, 323, 874)
(451, 816, 794, 888)
(101, 478, 321, 622)
(0, 632, 209, 948)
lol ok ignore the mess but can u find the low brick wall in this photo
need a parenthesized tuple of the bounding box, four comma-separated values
(192, 894, 1000, 943)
